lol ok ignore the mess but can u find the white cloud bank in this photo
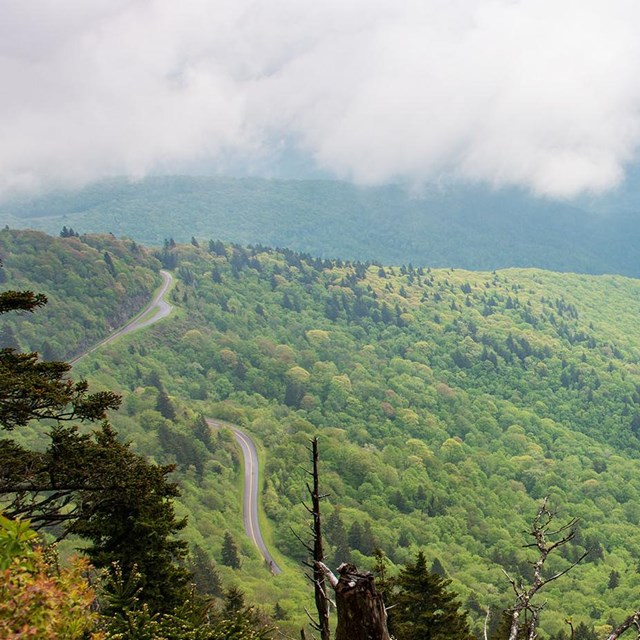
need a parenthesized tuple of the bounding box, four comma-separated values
(2, 0, 640, 197)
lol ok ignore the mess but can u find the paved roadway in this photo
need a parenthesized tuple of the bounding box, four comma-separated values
(207, 419, 282, 575)
(71, 269, 174, 365)
(70, 269, 281, 574)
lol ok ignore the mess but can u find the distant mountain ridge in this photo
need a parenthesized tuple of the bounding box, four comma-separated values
(1, 175, 639, 276)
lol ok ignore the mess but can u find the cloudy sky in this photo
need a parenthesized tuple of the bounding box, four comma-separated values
(2, 0, 640, 198)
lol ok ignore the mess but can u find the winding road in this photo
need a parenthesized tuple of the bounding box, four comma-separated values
(70, 269, 174, 365)
(71, 269, 281, 574)
(208, 420, 283, 575)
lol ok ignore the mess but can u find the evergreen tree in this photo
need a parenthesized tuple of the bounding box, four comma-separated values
(0, 324, 20, 350)
(388, 550, 473, 640)
(221, 531, 241, 569)
(0, 283, 191, 617)
(156, 388, 177, 421)
(273, 601, 288, 621)
(224, 585, 245, 613)
(325, 508, 351, 564)
(157, 422, 206, 475)
(373, 547, 392, 604)
(415, 484, 428, 509)
(190, 544, 224, 598)
(103, 251, 117, 277)
(574, 622, 599, 640)
(430, 557, 447, 577)
(348, 521, 363, 552)
(209, 239, 226, 256)
(489, 610, 526, 640)
(0, 289, 120, 431)
(193, 414, 214, 452)
(71, 425, 190, 614)
(361, 520, 376, 555)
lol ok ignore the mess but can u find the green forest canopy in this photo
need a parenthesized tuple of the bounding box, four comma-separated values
(6, 228, 640, 636)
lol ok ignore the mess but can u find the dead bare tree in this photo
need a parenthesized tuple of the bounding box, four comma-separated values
(295, 438, 391, 640)
(295, 437, 331, 640)
(503, 497, 587, 640)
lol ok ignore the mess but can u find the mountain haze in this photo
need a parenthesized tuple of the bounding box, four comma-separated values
(2, 176, 640, 276)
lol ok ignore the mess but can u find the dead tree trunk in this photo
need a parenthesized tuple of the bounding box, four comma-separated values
(319, 562, 391, 640)
(296, 437, 331, 640)
(309, 437, 331, 640)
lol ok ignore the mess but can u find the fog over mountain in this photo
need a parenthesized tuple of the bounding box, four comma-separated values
(3, 1, 640, 200)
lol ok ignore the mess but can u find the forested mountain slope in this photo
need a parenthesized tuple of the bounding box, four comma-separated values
(8, 230, 640, 636)
(2, 176, 640, 276)
(0, 229, 161, 360)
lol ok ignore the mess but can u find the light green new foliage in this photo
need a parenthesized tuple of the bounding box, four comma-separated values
(0, 513, 37, 569)
(12, 231, 640, 636)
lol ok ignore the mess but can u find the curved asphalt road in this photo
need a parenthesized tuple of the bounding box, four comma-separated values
(70, 269, 174, 365)
(71, 270, 281, 574)
(207, 420, 282, 575)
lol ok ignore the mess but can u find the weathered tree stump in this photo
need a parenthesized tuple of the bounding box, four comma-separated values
(321, 562, 391, 640)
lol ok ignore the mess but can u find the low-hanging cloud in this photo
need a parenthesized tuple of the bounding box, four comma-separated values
(2, 0, 640, 198)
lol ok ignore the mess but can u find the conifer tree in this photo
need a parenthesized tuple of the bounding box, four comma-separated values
(388, 551, 473, 640)
(430, 557, 447, 577)
(0, 323, 20, 350)
(221, 531, 241, 569)
(193, 414, 214, 452)
(0, 290, 120, 431)
(326, 508, 351, 564)
(608, 570, 621, 589)
(348, 521, 363, 552)
(156, 387, 177, 421)
(70, 424, 190, 614)
(190, 544, 224, 598)
(361, 520, 376, 556)
(373, 547, 392, 604)
(103, 251, 117, 277)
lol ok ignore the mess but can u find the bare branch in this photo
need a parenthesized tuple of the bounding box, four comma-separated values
(290, 526, 314, 554)
(608, 612, 640, 640)
(501, 568, 520, 596)
(544, 552, 588, 585)
(502, 498, 585, 640)
(304, 607, 321, 630)
(317, 561, 339, 589)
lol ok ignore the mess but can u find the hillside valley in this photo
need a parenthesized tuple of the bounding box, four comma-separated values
(6, 229, 640, 636)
